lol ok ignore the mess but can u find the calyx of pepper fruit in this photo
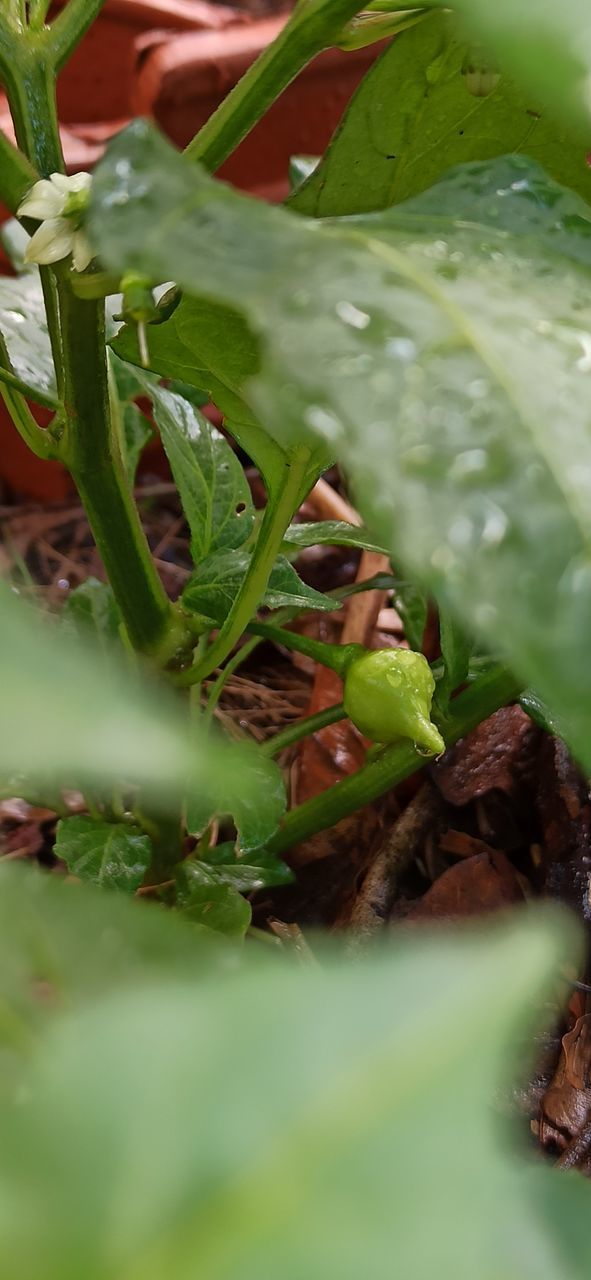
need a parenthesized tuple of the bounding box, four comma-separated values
(343, 647, 445, 755)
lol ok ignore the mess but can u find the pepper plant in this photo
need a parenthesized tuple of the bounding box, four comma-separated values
(2, 0, 591, 1274)
(0, 0, 585, 904)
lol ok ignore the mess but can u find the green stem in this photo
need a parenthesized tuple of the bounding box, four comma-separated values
(58, 288, 175, 655)
(5, 42, 177, 657)
(261, 702, 346, 758)
(184, 0, 365, 173)
(204, 635, 261, 725)
(177, 448, 313, 685)
(28, 0, 52, 30)
(248, 620, 360, 677)
(47, 0, 108, 71)
(266, 665, 521, 854)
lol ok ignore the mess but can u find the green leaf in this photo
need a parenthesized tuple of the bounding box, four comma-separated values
(182, 550, 339, 624)
(284, 521, 388, 554)
(0, 912, 587, 1279)
(108, 351, 153, 486)
(121, 401, 152, 487)
(0, 862, 227, 1087)
(112, 290, 330, 504)
(61, 577, 122, 650)
(450, 0, 591, 130)
(89, 125, 591, 767)
(289, 10, 591, 218)
(392, 581, 428, 652)
(54, 815, 152, 893)
(0, 578, 259, 809)
(135, 376, 254, 561)
(185, 847, 293, 891)
(175, 871, 252, 937)
(186, 747, 286, 857)
(0, 271, 55, 398)
(436, 606, 473, 713)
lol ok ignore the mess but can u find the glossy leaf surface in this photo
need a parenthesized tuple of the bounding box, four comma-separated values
(186, 747, 286, 857)
(182, 550, 339, 624)
(91, 127, 591, 765)
(290, 10, 591, 218)
(284, 521, 388, 554)
(54, 815, 152, 893)
(137, 377, 254, 561)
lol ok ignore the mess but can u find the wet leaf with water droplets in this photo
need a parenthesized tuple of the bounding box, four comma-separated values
(91, 128, 591, 766)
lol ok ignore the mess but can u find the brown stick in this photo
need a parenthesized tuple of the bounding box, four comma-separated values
(346, 781, 441, 948)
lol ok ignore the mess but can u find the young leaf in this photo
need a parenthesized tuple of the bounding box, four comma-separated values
(186, 748, 286, 857)
(54, 815, 152, 893)
(90, 126, 591, 768)
(0, 912, 586, 1280)
(135, 377, 254, 561)
(121, 401, 152, 488)
(182, 550, 339, 624)
(112, 291, 330, 504)
(175, 872, 252, 937)
(181, 850, 293, 892)
(290, 9, 591, 218)
(436, 606, 473, 714)
(284, 521, 388, 554)
(392, 582, 428, 652)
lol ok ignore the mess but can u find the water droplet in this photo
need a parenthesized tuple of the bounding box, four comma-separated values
(467, 379, 489, 401)
(385, 337, 416, 362)
(481, 504, 509, 546)
(430, 545, 456, 572)
(449, 448, 489, 482)
(335, 300, 371, 330)
(474, 602, 498, 629)
(448, 515, 474, 549)
(575, 333, 591, 373)
(304, 405, 342, 440)
(400, 444, 434, 473)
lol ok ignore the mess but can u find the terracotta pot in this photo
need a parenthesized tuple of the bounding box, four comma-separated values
(1, 6, 381, 498)
(51, 0, 242, 124)
(132, 16, 384, 199)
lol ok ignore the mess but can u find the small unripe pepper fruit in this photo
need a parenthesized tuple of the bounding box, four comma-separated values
(343, 648, 445, 755)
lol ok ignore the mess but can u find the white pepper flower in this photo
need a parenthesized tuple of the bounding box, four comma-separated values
(18, 171, 94, 272)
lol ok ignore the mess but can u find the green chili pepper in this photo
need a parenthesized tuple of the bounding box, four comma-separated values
(343, 647, 445, 755)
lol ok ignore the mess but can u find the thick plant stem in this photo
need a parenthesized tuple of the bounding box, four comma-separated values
(6, 42, 176, 656)
(266, 665, 521, 854)
(58, 289, 174, 655)
(178, 449, 313, 685)
(185, 0, 365, 173)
